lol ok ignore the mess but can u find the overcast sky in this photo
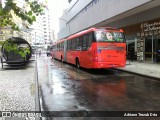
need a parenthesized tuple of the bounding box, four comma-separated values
(48, 0, 69, 38)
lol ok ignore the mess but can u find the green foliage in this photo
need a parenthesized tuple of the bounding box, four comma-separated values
(3, 40, 30, 58)
(0, 0, 45, 31)
(0, 41, 4, 45)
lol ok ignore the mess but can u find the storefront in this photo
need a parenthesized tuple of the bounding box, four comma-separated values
(123, 18, 160, 63)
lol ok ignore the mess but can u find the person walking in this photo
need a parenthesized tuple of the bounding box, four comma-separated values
(39, 50, 41, 57)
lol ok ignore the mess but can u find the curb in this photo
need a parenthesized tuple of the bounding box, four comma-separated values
(113, 68, 160, 81)
(35, 55, 42, 120)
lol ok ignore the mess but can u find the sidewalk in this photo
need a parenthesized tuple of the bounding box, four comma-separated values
(0, 59, 36, 111)
(0, 58, 160, 111)
(115, 60, 160, 80)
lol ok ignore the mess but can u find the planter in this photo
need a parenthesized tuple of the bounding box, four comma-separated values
(1, 37, 32, 63)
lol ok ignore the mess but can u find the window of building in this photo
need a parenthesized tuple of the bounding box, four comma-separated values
(144, 33, 160, 63)
(0, 31, 4, 34)
(125, 34, 138, 60)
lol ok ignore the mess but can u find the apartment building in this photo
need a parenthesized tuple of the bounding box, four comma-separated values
(58, 0, 160, 63)
(31, 8, 54, 45)
(0, 28, 13, 43)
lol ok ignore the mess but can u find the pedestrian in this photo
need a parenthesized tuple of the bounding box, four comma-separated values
(39, 50, 41, 56)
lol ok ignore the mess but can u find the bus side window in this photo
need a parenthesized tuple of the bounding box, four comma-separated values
(76, 38, 82, 50)
(71, 39, 75, 50)
(75, 38, 78, 50)
(60, 43, 63, 51)
(60, 43, 61, 51)
(82, 36, 87, 50)
(57, 44, 59, 51)
(82, 33, 92, 50)
(88, 33, 93, 48)
(61, 43, 64, 50)
(70, 40, 72, 50)
(73, 39, 76, 50)
(67, 40, 71, 50)
(58, 44, 60, 51)
(52, 46, 55, 51)
(67, 41, 69, 50)
(69, 40, 71, 50)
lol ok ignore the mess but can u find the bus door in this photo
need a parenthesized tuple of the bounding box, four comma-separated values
(64, 40, 67, 62)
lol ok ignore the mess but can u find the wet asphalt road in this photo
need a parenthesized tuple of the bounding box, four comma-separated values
(37, 55, 160, 119)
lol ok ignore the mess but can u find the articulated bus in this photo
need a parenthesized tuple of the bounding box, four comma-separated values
(51, 27, 126, 69)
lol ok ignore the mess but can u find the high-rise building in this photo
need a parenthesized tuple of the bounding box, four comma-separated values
(31, 7, 54, 45)
(0, 0, 54, 47)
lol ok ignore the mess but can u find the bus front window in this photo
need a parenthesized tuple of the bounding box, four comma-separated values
(95, 31, 124, 42)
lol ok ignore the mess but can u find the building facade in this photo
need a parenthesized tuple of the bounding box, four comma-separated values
(58, 0, 160, 63)
(0, 28, 13, 43)
(0, 1, 54, 47)
(31, 8, 54, 45)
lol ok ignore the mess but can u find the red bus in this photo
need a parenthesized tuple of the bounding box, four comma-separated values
(51, 27, 126, 69)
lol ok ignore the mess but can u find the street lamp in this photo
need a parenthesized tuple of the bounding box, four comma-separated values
(59, 18, 71, 36)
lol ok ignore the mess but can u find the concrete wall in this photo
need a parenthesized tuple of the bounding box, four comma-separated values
(58, 0, 155, 39)
(107, 5, 160, 29)
(59, 0, 92, 29)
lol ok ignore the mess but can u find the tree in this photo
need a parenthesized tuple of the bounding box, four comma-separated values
(0, 0, 45, 31)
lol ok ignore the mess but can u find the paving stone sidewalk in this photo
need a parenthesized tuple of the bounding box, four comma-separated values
(0, 61, 36, 111)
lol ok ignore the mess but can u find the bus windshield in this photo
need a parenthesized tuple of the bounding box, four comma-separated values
(95, 30, 125, 42)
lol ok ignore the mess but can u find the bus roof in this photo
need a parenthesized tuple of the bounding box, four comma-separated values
(67, 27, 123, 40)
(54, 27, 123, 43)
(55, 39, 66, 44)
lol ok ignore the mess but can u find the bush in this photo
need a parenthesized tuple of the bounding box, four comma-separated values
(2, 38, 31, 59)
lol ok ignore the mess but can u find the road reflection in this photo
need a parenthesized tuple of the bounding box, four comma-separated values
(38, 57, 160, 114)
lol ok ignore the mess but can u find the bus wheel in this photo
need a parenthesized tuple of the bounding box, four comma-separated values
(76, 59, 80, 69)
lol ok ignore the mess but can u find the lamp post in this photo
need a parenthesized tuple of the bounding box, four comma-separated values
(59, 18, 71, 36)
